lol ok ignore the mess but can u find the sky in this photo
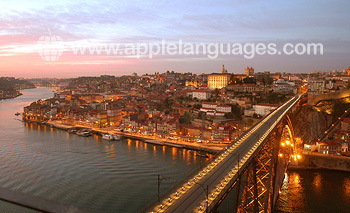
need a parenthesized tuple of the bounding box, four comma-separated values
(0, 0, 349, 78)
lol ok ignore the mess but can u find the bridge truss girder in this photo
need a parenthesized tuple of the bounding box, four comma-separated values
(229, 116, 295, 213)
(235, 127, 282, 213)
(210, 117, 295, 213)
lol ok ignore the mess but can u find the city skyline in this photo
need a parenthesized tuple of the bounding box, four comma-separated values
(0, 0, 349, 78)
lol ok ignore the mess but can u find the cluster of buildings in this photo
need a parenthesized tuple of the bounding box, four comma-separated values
(307, 118, 350, 156)
(307, 67, 350, 95)
(22, 66, 309, 143)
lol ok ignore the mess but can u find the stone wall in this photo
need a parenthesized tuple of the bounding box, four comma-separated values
(311, 89, 350, 105)
(289, 154, 350, 172)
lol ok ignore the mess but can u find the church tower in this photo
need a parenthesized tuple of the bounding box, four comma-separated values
(222, 64, 227, 73)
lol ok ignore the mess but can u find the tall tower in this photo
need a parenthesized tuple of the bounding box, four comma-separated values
(250, 66, 254, 76)
(222, 65, 227, 73)
(245, 66, 254, 76)
(245, 66, 250, 76)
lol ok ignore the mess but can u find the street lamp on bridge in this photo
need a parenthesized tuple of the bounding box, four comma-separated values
(194, 181, 209, 213)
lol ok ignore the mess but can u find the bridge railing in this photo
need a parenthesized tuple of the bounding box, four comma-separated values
(208, 95, 300, 211)
(141, 95, 301, 212)
(206, 95, 301, 212)
(141, 105, 272, 212)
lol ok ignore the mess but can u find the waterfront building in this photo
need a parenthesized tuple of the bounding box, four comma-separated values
(317, 140, 342, 155)
(107, 108, 122, 126)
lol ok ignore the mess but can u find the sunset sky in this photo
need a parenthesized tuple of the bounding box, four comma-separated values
(0, 0, 349, 78)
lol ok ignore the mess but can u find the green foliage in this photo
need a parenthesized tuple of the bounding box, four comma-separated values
(179, 112, 191, 124)
(231, 78, 242, 85)
(214, 88, 220, 96)
(267, 77, 274, 85)
(224, 104, 241, 119)
(198, 111, 206, 119)
(256, 92, 287, 104)
(193, 104, 201, 109)
(243, 77, 256, 84)
(164, 97, 170, 108)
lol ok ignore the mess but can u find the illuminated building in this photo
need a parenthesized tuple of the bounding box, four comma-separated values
(245, 66, 255, 76)
(185, 80, 198, 88)
(207, 65, 230, 89)
(207, 74, 230, 89)
(307, 79, 326, 95)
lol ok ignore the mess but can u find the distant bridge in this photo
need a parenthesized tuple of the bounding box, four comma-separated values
(143, 94, 303, 213)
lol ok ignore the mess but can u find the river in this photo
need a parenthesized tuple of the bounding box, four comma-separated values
(0, 88, 349, 212)
(0, 87, 209, 212)
(275, 170, 350, 212)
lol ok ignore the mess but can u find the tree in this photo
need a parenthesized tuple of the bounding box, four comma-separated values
(267, 77, 274, 85)
(198, 111, 206, 119)
(193, 104, 201, 109)
(225, 104, 241, 119)
(243, 77, 256, 84)
(164, 97, 170, 108)
(214, 88, 220, 97)
(179, 112, 191, 124)
(224, 112, 235, 119)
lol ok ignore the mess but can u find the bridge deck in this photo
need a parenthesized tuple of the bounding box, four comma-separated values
(146, 95, 301, 213)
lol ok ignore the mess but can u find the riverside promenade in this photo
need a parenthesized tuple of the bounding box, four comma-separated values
(44, 120, 225, 153)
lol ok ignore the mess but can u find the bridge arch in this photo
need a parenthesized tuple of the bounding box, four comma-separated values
(142, 95, 303, 213)
(227, 115, 298, 213)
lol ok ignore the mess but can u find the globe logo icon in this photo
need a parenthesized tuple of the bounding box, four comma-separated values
(37, 30, 63, 62)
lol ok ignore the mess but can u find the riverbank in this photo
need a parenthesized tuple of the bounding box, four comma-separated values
(29, 120, 224, 153)
(288, 152, 350, 172)
(0, 92, 22, 100)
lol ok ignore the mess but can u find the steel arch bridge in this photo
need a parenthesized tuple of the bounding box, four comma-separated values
(143, 95, 303, 213)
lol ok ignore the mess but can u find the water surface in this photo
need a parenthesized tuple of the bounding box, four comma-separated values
(0, 88, 208, 212)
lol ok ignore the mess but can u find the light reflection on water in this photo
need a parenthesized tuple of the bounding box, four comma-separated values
(0, 88, 212, 212)
(275, 170, 350, 213)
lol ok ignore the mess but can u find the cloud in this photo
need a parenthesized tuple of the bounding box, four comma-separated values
(0, 0, 349, 77)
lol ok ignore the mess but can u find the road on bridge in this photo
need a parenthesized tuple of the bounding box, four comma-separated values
(148, 95, 301, 213)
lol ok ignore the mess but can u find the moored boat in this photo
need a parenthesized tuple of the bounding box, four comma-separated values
(102, 133, 114, 140)
(196, 151, 209, 158)
(76, 129, 91, 137)
(112, 134, 121, 140)
(68, 128, 77, 133)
